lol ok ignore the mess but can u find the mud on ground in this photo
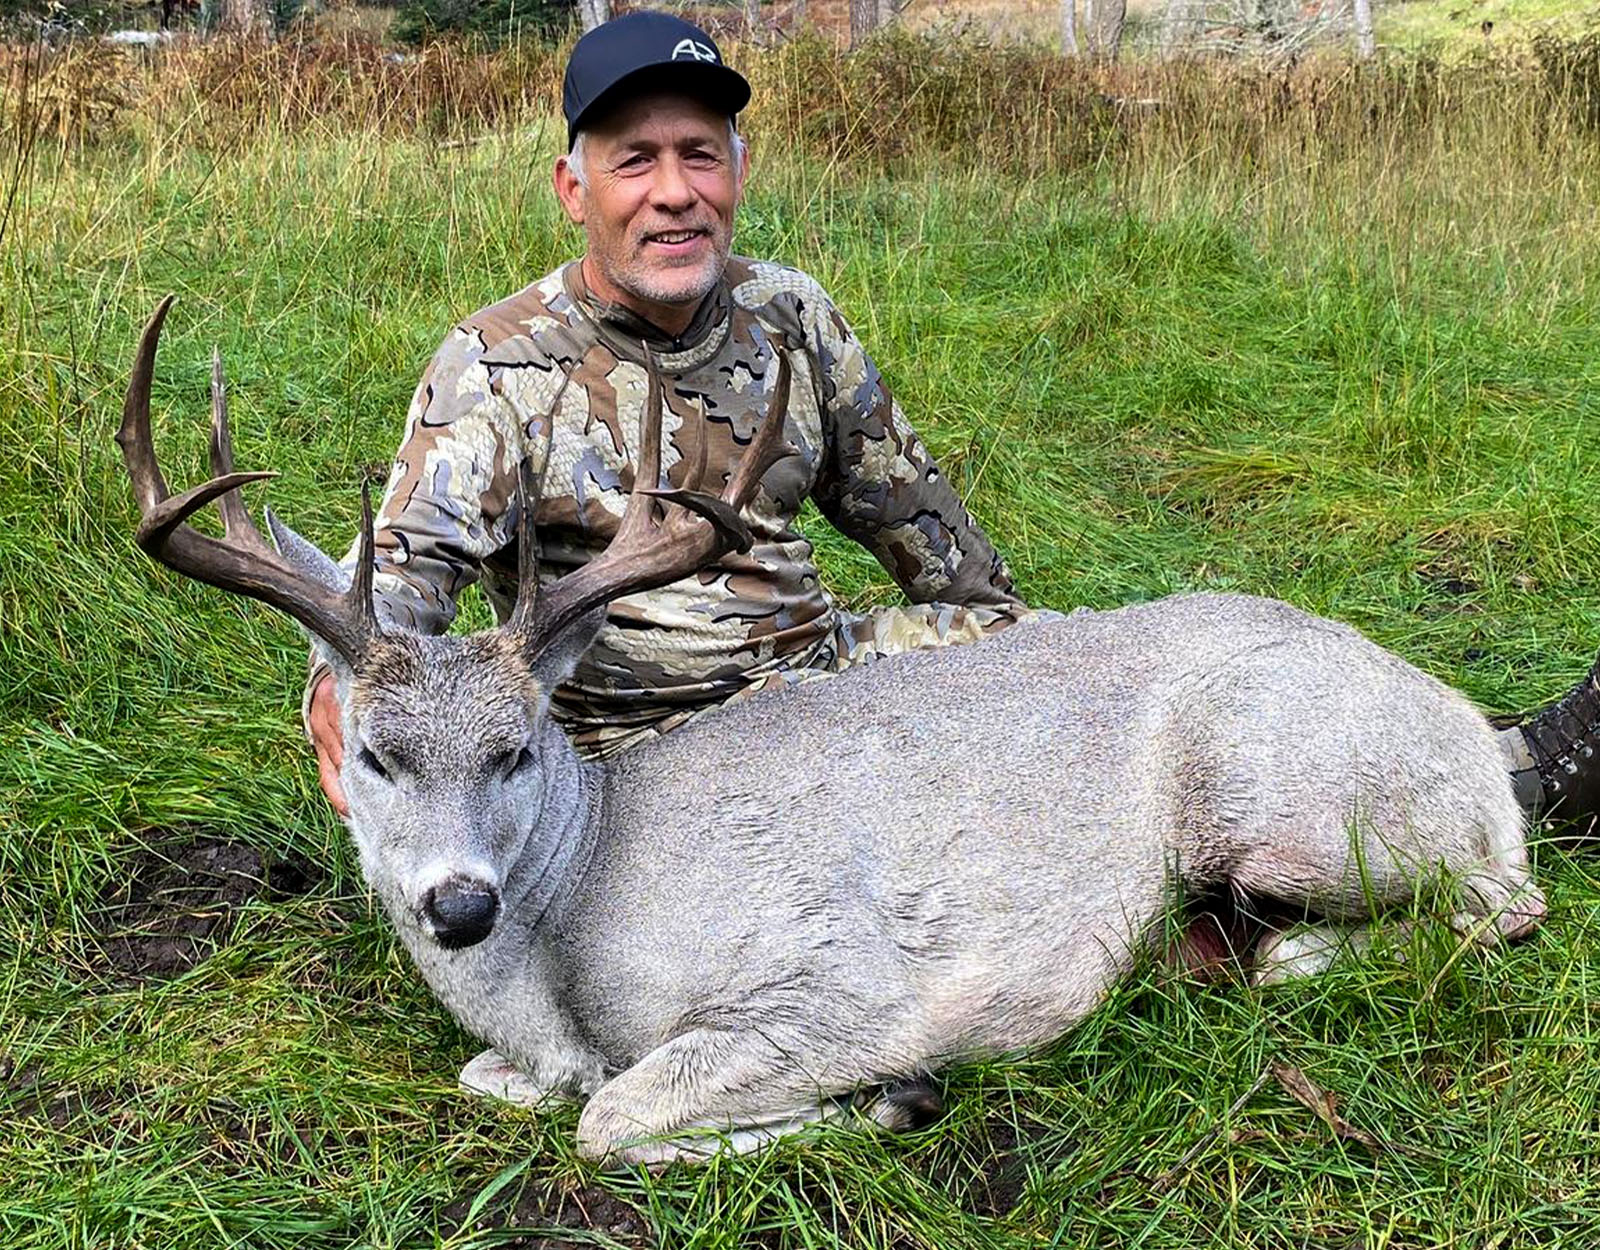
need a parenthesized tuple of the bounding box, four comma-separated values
(438, 1181, 652, 1249)
(90, 831, 320, 980)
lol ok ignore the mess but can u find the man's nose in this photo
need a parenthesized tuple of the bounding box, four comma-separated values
(649, 156, 697, 212)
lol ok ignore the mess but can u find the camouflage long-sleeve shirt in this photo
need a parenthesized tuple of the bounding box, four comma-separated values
(344, 256, 1023, 749)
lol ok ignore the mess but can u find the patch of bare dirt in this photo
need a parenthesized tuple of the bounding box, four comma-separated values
(90, 832, 320, 980)
(438, 1181, 651, 1249)
(963, 1116, 1032, 1218)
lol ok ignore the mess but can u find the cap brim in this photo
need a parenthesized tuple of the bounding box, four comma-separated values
(568, 62, 751, 148)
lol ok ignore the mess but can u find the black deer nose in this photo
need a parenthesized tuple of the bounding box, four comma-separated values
(423, 878, 500, 949)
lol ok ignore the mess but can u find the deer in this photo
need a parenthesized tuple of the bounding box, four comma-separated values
(118, 297, 1546, 1165)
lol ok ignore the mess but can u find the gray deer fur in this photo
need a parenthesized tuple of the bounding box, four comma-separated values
(121, 301, 1544, 1166)
(290, 552, 1543, 1165)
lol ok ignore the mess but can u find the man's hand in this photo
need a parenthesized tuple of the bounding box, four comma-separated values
(308, 672, 350, 818)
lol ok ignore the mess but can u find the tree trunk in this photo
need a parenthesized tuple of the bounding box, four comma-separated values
(218, 0, 268, 38)
(1097, 0, 1126, 60)
(1082, 0, 1097, 57)
(792, 0, 806, 29)
(578, 0, 609, 34)
(1061, 0, 1078, 56)
(745, 0, 761, 40)
(1352, 0, 1375, 59)
(849, 0, 878, 47)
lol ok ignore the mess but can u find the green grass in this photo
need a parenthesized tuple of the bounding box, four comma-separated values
(4, 33, 1600, 1250)
(1378, 0, 1600, 54)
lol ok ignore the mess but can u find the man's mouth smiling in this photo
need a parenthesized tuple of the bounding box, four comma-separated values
(642, 228, 709, 252)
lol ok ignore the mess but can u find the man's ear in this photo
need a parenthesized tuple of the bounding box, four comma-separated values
(553, 156, 586, 226)
(266, 508, 356, 681)
(735, 138, 750, 196)
(528, 606, 607, 697)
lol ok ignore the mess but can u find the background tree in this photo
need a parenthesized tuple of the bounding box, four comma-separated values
(1097, 0, 1126, 59)
(1061, 0, 1078, 56)
(1080, 0, 1126, 60)
(578, 0, 607, 33)
(1353, 0, 1375, 58)
(219, 0, 268, 37)
(849, 0, 877, 47)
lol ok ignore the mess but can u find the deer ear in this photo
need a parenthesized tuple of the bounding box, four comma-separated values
(528, 606, 607, 697)
(266, 508, 352, 592)
(266, 508, 355, 676)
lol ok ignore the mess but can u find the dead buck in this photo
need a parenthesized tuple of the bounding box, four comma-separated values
(119, 298, 1545, 1164)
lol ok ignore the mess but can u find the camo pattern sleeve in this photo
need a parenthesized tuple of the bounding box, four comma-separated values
(798, 281, 1022, 609)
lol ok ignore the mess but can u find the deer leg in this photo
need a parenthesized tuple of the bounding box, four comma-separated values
(576, 1028, 856, 1165)
(1454, 865, 1546, 942)
(1225, 808, 1544, 967)
(1234, 817, 1545, 987)
(1251, 920, 1401, 985)
(1252, 871, 1546, 988)
(861, 1076, 944, 1132)
(459, 1047, 588, 1107)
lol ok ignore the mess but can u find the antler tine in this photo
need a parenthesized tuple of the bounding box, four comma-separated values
(509, 347, 796, 657)
(116, 296, 376, 667)
(117, 294, 178, 517)
(118, 301, 278, 551)
(637, 351, 792, 553)
(209, 346, 277, 557)
(505, 372, 569, 636)
(132, 470, 280, 552)
(350, 479, 379, 636)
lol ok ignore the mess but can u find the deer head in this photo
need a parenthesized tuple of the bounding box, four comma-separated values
(119, 297, 791, 950)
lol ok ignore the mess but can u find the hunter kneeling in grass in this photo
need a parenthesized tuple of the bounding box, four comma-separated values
(306, 12, 1600, 846)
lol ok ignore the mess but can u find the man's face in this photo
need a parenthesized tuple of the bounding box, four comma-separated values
(554, 91, 747, 331)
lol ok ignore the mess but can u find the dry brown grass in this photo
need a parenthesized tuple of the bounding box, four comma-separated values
(4, 26, 1595, 159)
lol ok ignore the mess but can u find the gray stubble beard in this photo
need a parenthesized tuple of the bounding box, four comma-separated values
(610, 228, 733, 317)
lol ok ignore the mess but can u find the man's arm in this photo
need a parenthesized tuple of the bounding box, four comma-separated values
(807, 302, 1023, 610)
(306, 325, 528, 812)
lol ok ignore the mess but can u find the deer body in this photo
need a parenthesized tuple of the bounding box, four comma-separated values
(119, 299, 1542, 1166)
(341, 594, 1537, 1163)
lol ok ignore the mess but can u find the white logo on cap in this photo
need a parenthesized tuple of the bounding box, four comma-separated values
(671, 38, 718, 63)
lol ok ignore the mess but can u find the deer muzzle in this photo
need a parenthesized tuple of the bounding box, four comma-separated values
(423, 876, 501, 950)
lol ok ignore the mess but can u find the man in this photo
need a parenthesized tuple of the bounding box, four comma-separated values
(308, 11, 1600, 833)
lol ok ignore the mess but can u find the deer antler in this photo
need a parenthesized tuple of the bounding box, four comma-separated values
(507, 347, 793, 656)
(117, 296, 381, 667)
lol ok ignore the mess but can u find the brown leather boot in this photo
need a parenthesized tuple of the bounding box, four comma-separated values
(1502, 651, 1600, 830)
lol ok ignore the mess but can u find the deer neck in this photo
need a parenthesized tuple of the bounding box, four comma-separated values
(498, 720, 605, 936)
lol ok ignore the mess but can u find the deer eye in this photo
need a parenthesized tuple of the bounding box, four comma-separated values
(501, 746, 536, 779)
(358, 746, 393, 783)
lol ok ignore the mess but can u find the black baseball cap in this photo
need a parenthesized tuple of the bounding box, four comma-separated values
(562, 12, 751, 149)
